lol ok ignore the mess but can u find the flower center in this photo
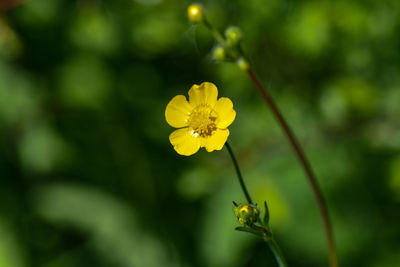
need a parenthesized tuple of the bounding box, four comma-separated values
(188, 104, 218, 138)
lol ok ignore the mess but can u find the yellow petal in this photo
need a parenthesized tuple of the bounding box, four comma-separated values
(165, 95, 192, 128)
(214, 97, 236, 128)
(202, 129, 229, 152)
(188, 82, 218, 107)
(169, 128, 200, 156)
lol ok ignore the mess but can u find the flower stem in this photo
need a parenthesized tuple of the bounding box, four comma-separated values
(225, 142, 253, 204)
(245, 67, 338, 267)
(203, 18, 226, 45)
(266, 238, 288, 267)
(225, 142, 289, 266)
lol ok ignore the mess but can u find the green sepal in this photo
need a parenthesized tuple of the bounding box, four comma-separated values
(263, 201, 270, 226)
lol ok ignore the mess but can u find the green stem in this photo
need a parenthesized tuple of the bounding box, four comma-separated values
(225, 142, 252, 204)
(203, 18, 226, 45)
(266, 238, 288, 267)
(225, 142, 289, 266)
(245, 68, 338, 267)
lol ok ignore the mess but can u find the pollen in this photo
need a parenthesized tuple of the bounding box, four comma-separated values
(188, 104, 218, 137)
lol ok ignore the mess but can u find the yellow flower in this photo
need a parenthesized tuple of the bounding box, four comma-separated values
(165, 82, 236, 156)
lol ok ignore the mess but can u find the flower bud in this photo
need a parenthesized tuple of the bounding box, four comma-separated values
(234, 203, 260, 226)
(225, 26, 243, 47)
(236, 57, 249, 71)
(212, 45, 226, 61)
(187, 4, 204, 23)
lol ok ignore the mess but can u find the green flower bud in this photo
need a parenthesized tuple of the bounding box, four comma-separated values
(225, 26, 243, 47)
(187, 4, 204, 23)
(236, 57, 249, 71)
(234, 203, 260, 226)
(212, 45, 226, 61)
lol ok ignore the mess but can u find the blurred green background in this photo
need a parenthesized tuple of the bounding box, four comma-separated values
(1, 0, 400, 266)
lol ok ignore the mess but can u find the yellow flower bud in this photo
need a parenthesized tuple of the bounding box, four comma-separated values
(187, 4, 204, 23)
(234, 203, 260, 226)
(212, 45, 226, 61)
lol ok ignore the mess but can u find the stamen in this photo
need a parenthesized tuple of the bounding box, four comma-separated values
(188, 105, 218, 137)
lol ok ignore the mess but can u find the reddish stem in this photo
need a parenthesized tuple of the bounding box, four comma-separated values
(246, 68, 338, 267)
(0, 0, 27, 13)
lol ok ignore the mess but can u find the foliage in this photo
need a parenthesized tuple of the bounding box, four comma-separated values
(1, 0, 400, 266)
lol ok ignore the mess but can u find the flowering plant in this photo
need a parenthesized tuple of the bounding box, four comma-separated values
(164, 3, 339, 267)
